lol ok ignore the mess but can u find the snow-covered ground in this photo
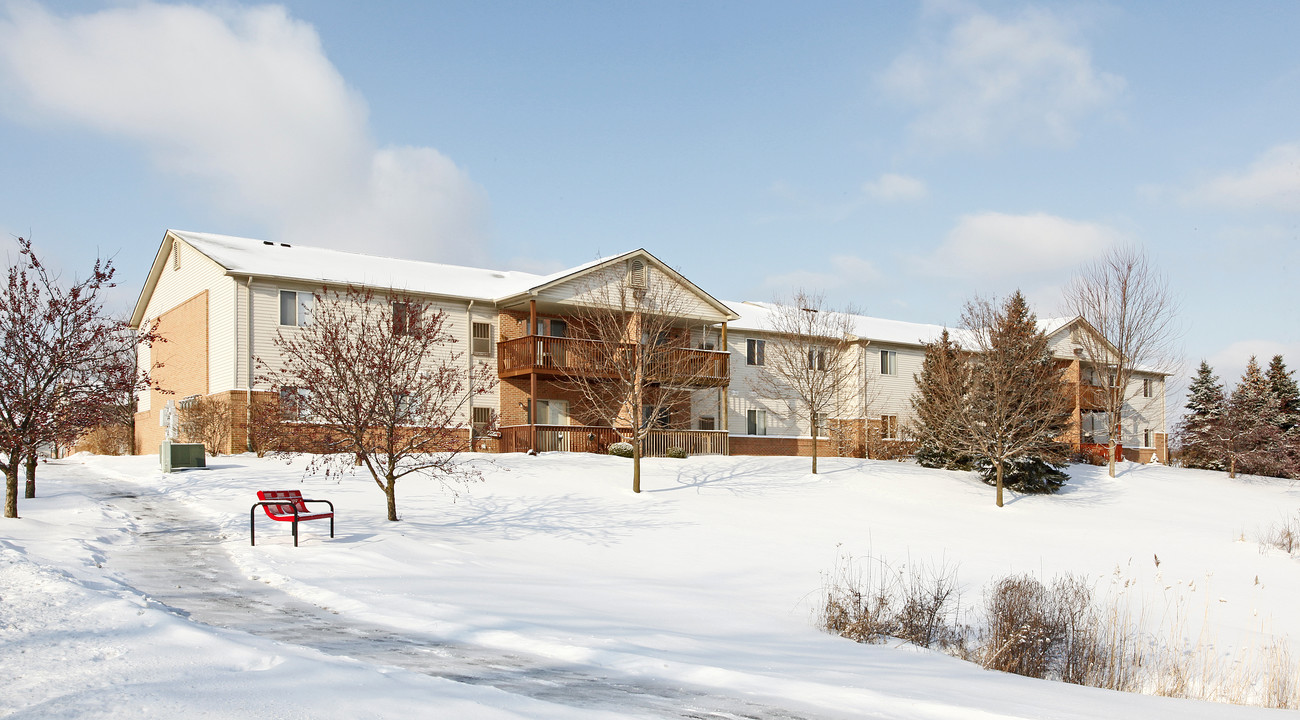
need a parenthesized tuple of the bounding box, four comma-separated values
(3, 452, 1298, 718)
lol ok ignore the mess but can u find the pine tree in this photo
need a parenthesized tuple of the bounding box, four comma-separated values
(911, 328, 972, 470)
(1208, 357, 1286, 478)
(1176, 360, 1225, 470)
(1265, 355, 1299, 434)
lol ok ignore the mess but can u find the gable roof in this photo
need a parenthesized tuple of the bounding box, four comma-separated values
(131, 231, 738, 326)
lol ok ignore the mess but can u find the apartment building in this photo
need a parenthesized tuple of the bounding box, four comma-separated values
(130, 230, 1168, 462)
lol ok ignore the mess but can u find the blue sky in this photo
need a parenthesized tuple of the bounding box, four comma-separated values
(0, 1, 1297, 400)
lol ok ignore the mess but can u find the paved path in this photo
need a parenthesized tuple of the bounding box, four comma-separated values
(96, 483, 848, 720)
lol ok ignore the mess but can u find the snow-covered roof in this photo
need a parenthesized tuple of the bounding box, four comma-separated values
(170, 230, 546, 301)
(726, 301, 951, 347)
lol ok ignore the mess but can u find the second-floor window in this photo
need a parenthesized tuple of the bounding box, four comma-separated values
(747, 338, 765, 366)
(472, 322, 492, 356)
(393, 301, 421, 335)
(279, 290, 312, 326)
(808, 348, 826, 371)
(880, 350, 897, 376)
(1142, 378, 1154, 398)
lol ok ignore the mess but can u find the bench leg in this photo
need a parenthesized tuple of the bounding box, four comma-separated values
(293, 518, 299, 547)
(250, 508, 257, 546)
(330, 515, 335, 539)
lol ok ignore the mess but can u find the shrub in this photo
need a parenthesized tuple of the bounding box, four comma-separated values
(608, 441, 634, 458)
(974, 455, 1069, 494)
(819, 551, 966, 650)
(665, 447, 688, 459)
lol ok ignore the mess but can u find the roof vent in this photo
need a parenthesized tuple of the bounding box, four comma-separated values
(263, 241, 273, 246)
(491, 273, 506, 278)
(280, 243, 291, 248)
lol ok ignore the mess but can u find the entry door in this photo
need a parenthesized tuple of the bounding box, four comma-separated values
(535, 400, 569, 451)
(535, 318, 568, 367)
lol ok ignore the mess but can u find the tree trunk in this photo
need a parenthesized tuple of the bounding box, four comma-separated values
(1229, 457, 1236, 479)
(385, 477, 398, 521)
(24, 453, 37, 499)
(1107, 440, 1117, 478)
(811, 427, 818, 475)
(996, 460, 1004, 508)
(4, 463, 18, 518)
(632, 436, 641, 494)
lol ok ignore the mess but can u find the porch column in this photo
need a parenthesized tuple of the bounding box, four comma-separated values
(529, 298, 537, 451)
(720, 322, 728, 433)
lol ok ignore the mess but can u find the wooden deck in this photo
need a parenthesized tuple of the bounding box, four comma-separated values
(497, 336, 729, 387)
(499, 425, 730, 456)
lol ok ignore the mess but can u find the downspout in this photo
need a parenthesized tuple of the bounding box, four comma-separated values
(246, 276, 254, 451)
(466, 300, 475, 451)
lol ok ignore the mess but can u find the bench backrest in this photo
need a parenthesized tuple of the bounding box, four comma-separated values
(257, 490, 308, 517)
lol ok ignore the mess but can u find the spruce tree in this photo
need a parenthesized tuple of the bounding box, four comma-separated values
(911, 328, 971, 470)
(1266, 355, 1299, 434)
(1177, 360, 1225, 470)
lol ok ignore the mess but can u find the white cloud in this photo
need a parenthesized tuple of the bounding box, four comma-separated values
(1188, 143, 1300, 212)
(879, 6, 1123, 150)
(0, 2, 489, 264)
(762, 254, 882, 292)
(863, 173, 928, 203)
(923, 212, 1120, 278)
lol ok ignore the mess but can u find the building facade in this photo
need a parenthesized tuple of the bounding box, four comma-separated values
(131, 230, 1168, 462)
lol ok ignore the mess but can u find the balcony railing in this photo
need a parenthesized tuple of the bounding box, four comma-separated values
(498, 425, 729, 456)
(498, 336, 729, 387)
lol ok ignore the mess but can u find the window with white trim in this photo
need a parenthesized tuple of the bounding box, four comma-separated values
(880, 350, 897, 375)
(279, 290, 312, 326)
(472, 406, 495, 433)
(808, 348, 826, 371)
(880, 414, 899, 440)
(815, 413, 828, 436)
(746, 338, 765, 366)
(472, 322, 492, 356)
(1143, 428, 1152, 448)
(1142, 378, 1154, 398)
(746, 409, 767, 436)
(392, 301, 421, 336)
(279, 387, 311, 421)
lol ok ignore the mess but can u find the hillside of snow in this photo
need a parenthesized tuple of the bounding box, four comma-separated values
(3, 452, 1298, 718)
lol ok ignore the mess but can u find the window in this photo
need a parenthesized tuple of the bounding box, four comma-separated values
(642, 405, 669, 429)
(394, 391, 420, 422)
(628, 259, 647, 288)
(1143, 428, 1152, 448)
(1142, 378, 1154, 398)
(279, 291, 312, 326)
(534, 399, 568, 426)
(472, 322, 492, 356)
(746, 338, 765, 366)
(472, 406, 495, 433)
(808, 348, 826, 371)
(698, 416, 716, 431)
(815, 413, 828, 436)
(880, 350, 897, 376)
(880, 415, 899, 440)
(279, 387, 311, 421)
(533, 317, 567, 337)
(746, 409, 767, 436)
(392, 301, 421, 336)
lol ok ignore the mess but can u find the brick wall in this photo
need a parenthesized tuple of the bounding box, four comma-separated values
(134, 291, 209, 453)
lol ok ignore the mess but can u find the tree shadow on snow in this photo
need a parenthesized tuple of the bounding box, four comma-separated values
(405, 493, 681, 545)
(649, 456, 826, 496)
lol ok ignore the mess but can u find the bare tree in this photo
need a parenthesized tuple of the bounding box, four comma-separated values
(1062, 245, 1180, 477)
(750, 290, 862, 473)
(555, 269, 726, 493)
(180, 394, 232, 456)
(262, 285, 496, 521)
(1, 238, 155, 517)
(931, 292, 1074, 507)
(246, 392, 287, 458)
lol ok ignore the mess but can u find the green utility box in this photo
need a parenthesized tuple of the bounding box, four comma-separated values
(160, 442, 207, 472)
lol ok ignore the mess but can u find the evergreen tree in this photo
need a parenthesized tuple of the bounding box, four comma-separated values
(911, 328, 972, 470)
(1176, 360, 1225, 470)
(1208, 357, 1287, 478)
(1265, 355, 1299, 434)
(1236, 357, 1278, 426)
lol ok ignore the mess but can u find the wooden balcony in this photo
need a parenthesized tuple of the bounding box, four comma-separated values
(1077, 383, 1115, 411)
(498, 425, 730, 456)
(497, 336, 729, 387)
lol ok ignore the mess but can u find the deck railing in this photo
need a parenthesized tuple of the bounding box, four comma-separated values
(497, 336, 729, 387)
(498, 425, 729, 456)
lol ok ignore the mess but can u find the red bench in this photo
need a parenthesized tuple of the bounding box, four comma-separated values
(251, 490, 335, 547)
